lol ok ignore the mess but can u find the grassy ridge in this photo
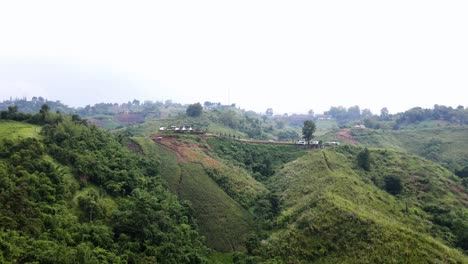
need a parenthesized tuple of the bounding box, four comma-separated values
(252, 148, 467, 263)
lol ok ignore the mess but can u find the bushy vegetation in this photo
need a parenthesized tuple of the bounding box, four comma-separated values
(396, 105, 468, 126)
(357, 147, 371, 171)
(186, 103, 203, 117)
(0, 117, 208, 263)
(242, 148, 467, 263)
(351, 126, 468, 172)
(206, 138, 307, 181)
(0, 96, 74, 114)
(2, 101, 467, 263)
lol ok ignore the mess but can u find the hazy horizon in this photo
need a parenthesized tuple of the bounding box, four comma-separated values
(1, 1, 467, 115)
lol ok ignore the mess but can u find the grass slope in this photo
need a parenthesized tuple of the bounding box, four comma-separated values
(0, 120, 41, 139)
(256, 148, 467, 263)
(133, 136, 256, 252)
(351, 126, 468, 170)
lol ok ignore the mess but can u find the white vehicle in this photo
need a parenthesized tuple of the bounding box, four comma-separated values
(296, 140, 307, 145)
(310, 141, 319, 145)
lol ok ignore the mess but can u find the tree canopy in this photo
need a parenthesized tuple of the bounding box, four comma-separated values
(186, 103, 203, 117)
(302, 120, 316, 143)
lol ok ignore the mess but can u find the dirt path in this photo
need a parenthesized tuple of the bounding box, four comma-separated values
(149, 135, 187, 162)
(336, 129, 358, 145)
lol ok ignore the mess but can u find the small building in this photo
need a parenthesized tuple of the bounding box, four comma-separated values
(324, 141, 340, 146)
(353, 124, 366, 129)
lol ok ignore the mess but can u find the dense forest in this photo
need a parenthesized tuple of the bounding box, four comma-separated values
(0, 108, 208, 263)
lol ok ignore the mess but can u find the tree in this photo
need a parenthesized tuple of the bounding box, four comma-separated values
(347, 105, 361, 120)
(357, 148, 371, 171)
(266, 108, 273, 116)
(308, 109, 314, 116)
(39, 104, 50, 115)
(361, 108, 372, 118)
(186, 103, 203, 117)
(455, 166, 468, 178)
(302, 120, 316, 144)
(384, 175, 403, 195)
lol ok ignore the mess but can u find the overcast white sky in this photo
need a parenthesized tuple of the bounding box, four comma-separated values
(0, 0, 467, 114)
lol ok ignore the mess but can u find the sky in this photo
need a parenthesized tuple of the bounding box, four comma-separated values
(0, 0, 467, 114)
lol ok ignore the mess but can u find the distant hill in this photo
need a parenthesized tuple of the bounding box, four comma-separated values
(349, 126, 468, 172)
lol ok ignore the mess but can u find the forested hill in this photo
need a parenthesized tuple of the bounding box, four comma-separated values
(0, 113, 209, 262)
(1, 105, 467, 263)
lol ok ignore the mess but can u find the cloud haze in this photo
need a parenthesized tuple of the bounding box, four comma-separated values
(0, 0, 467, 114)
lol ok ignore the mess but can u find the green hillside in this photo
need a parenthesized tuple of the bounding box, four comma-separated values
(0, 118, 209, 263)
(132, 136, 258, 252)
(0, 120, 41, 139)
(1, 107, 467, 263)
(243, 147, 467, 263)
(351, 126, 468, 170)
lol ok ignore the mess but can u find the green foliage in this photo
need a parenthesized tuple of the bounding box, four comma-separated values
(357, 147, 371, 171)
(276, 130, 300, 141)
(383, 175, 402, 195)
(350, 126, 468, 171)
(186, 103, 203, 117)
(250, 148, 467, 263)
(302, 119, 316, 143)
(207, 137, 307, 181)
(0, 118, 208, 263)
(455, 166, 468, 178)
(325, 105, 363, 126)
(397, 105, 467, 126)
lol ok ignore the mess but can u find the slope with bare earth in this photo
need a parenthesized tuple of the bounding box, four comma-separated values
(132, 136, 266, 252)
(335, 128, 358, 145)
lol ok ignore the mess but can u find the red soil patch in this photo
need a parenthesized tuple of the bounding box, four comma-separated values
(336, 129, 358, 145)
(149, 135, 222, 167)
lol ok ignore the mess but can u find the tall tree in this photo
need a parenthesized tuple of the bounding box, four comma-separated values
(302, 120, 316, 144)
(380, 107, 389, 119)
(357, 148, 371, 171)
(186, 103, 203, 117)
